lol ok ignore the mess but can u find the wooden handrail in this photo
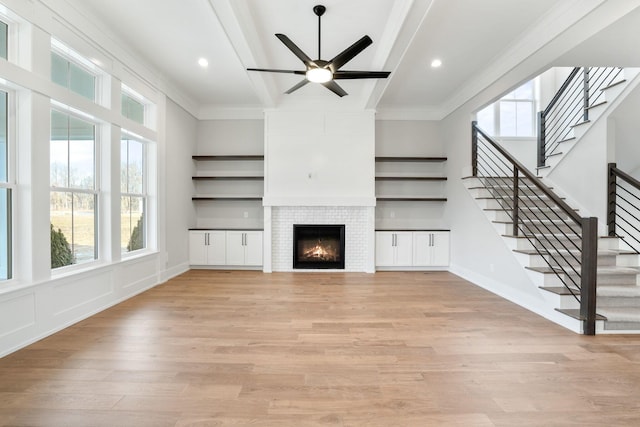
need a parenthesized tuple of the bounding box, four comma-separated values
(611, 165, 640, 191)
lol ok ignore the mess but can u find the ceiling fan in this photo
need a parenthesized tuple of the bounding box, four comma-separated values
(247, 4, 390, 97)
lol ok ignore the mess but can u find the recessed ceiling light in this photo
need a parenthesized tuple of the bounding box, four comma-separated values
(198, 57, 209, 68)
(431, 59, 442, 68)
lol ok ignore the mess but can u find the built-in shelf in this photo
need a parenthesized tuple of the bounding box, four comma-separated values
(192, 196, 263, 201)
(375, 176, 447, 181)
(192, 155, 264, 161)
(192, 175, 264, 180)
(375, 156, 447, 162)
(374, 154, 448, 231)
(376, 197, 447, 202)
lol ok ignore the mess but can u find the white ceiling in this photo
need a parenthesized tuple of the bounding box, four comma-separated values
(64, 0, 640, 119)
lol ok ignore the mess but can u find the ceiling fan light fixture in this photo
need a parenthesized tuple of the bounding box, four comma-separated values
(306, 67, 332, 83)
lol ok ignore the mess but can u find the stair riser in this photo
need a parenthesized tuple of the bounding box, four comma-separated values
(488, 211, 573, 223)
(567, 274, 639, 286)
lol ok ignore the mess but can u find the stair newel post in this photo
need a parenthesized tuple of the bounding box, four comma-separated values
(471, 121, 478, 177)
(583, 67, 590, 122)
(580, 216, 598, 335)
(607, 163, 617, 236)
(512, 167, 519, 236)
(537, 111, 546, 168)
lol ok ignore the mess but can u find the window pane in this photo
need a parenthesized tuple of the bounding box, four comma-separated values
(0, 20, 7, 60)
(73, 192, 96, 263)
(476, 105, 495, 135)
(51, 52, 69, 88)
(513, 81, 534, 99)
(121, 196, 145, 253)
(69, 62, 95, 100)
(516, 102, 534, 137)
(499, 101, 517, 136)
(68, 116, 95, 189)
(122, 94, 144, 124)
(50, 110, 70, 188)
(128, 140, 144, 193)
(0, 188, 10, 280)
(0, 90, 7, 182)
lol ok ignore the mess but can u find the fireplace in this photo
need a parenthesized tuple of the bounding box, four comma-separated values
(293, 224, 345, 269)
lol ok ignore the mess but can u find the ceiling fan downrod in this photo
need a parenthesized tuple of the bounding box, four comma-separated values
(313, 5, 326, 61)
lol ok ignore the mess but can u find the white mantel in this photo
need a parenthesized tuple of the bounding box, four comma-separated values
(262, 110, 377, 272)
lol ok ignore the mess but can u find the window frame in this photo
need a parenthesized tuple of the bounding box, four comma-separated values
(49, 106, 101, 271)
(120, 132, 148, 256)
(477, 79, 539, 138)
(50, 39, 103, 104)
(0, 85, 14, 281)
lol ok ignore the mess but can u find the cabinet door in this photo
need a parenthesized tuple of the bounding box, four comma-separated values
(243, 231, 263, 266)
(430, 232, 450, 266)
(394, 232, 413, 266)
(412, 232, 431, 266)
(225, 231, 246, 265)
(375, 232, 396, 266)
(206, 230, 227, 265)
(189, 231, 208, 265)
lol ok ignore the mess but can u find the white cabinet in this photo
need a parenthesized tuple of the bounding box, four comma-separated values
(376, 231, 449, 269)
(189, 230, 226, 265)
(226, 231, 263, 266)
(375, 232, 413, 267)
(189, 230, 262, 267)
(413, 231, 450, 267)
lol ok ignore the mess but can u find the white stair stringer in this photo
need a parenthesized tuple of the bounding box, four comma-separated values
(538, 67, 640, 177)
(464, 176, 640, 334)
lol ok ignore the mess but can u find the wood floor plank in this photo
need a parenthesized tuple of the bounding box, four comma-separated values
(2, 270, 640, 426)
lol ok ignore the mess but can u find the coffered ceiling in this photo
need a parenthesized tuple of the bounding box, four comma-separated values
(61, 0, 640, 119)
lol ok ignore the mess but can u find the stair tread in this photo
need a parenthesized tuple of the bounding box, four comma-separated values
(540, 286, 580, 295)
(571, 120, 591, 128)
(526, 265, 640, 275)
(514, 248, 634, 256)
(556, 308, 607, 321)
(601, 79, 626, 91)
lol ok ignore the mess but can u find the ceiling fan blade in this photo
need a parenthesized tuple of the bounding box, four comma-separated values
(328, 36, 373, 71)
(333, 71, 391, 79)
(285, 79, 310, 94)
(275, 34, 314, 66)
(247, 68, 306, 75)
(322, 80, 348, 97)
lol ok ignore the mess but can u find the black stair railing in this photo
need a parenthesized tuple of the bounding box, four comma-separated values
(473, 122, 598, 335)
(608, 163, 640, 254)
(538, 67, 624, 168)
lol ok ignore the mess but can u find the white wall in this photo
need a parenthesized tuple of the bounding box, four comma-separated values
(0, 0, 194, 356)
(264, 110, 375, 206)
(163, 99, 197, 278)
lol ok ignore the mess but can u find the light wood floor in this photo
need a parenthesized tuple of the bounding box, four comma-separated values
(2, 270, 640, 426)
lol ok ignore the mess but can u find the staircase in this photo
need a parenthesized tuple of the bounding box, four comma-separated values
(464, 175, 640, 332)
(537, 67, 640, 174)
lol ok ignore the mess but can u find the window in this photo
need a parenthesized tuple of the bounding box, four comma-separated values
(477, 80, 537, 137)
(121, 134, 146, 254)
(121, 92, 145, 124)
(50, 110, 97, 268)
(0, 89, 10, 279)
(51, 41, 96, 101)
(0, 19, 7, 60)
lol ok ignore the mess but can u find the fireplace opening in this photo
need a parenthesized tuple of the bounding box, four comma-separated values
(293, 224, 345, 269)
